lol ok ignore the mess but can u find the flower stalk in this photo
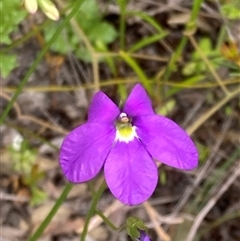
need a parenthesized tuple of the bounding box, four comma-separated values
(80, 181, 107, 241)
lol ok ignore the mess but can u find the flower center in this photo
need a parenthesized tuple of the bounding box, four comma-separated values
(115, 113, 137, 143)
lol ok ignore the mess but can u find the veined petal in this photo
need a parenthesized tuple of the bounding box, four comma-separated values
(123, 84, 154, 118)
(60, 123, 115, 183)
(104, 138, 158, 205)
(88, 91, 120, 124)
(135, 115, 198, 170)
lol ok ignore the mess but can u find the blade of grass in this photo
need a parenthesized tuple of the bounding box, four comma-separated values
(27, 183, 73, 241)
(186, 165, 240, 241)
(119, 51, 151, 93)
(190, 147, 239, 212)
(127, 11, 165, 33)
(117, 0, 128, 50)
(163, 0, 204, 80)
(165, 75, 204, 97)
(128, 32, 168, 53)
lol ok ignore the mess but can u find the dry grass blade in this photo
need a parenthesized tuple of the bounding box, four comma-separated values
(185, 165, 240, 241)
(174, 116, 233, 214)
(143, 202, 171, 241)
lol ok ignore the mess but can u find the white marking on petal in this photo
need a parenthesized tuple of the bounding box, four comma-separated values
(115, 126, 138, 143)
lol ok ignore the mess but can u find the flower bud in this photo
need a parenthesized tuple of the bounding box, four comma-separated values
(24, 0, 38, 14)
(38, 0, 60, 21)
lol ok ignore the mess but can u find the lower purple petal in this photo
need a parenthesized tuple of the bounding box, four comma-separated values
(60, 123, 115, 183)
(104, 138, 158, 205)
(135, 115, 198, 170)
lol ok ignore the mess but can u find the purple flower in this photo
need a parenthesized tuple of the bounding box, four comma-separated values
(59, 84, 198, 205)
(137, 231, 151, 241)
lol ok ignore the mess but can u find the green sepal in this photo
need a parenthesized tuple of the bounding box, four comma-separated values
(126, 217, 148, 239)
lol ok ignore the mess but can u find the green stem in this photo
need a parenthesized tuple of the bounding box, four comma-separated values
(0, 0, 86, 125)
(80, 181, 107, 241)
(163, 36, 187, 81)
(163, 0, 204, 80)
(95, 210, 120, 231)
(28, 183, 73, 241)
(119, 51, 151, 93)
(189, 0, 204, 23)
(118, 0, 128, 50)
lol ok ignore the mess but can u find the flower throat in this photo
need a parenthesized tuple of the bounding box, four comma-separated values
(115, 113, 137, 142)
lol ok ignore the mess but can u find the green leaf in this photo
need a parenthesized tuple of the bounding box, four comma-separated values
(76, 47, 92, 62)
(44, 0, 117, 62)
(78, 0, 101, 21)
(0, 0, 27, 44)
(128, 32, 168, 53)
(128, 11, 165, 33)
(157, 99, 176, 116)
(222, 3, 240, 19)
(183, 62, 197, 76)
(44, 23, 65, 54)
(30, 187, 47, 206)
(0, 53, 18, 78)
(88, 22, 118, 44)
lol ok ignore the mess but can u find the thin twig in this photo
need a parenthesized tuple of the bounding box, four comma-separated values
(0, 191, 29, 202)
(0, 91, 68, 135)
(143, 202, 171, 241)
(186, 88, 240, 135)
(173, 116, 233, 214)
(3, 78, 239, 93)
(18, 115, 68, 135)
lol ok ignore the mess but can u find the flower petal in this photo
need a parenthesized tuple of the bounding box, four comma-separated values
(135, 115, 198, 170)
(139, 231, 151, 241)
(88, 91, 120, 124)
(60, 123, 115, 183)
(104, 138, 158, 205)
(123, 84, 154, 118)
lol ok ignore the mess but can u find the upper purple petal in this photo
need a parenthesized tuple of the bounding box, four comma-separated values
(88, 91, 120, 124)
(123, 84, 154, 118)
(135, 115, 198, 170)
(59, 123, 115, 183)
(104, 138, 158, 205)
